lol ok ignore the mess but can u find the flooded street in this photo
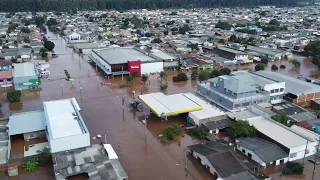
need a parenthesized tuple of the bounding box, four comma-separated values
(1, 31, 319, 180)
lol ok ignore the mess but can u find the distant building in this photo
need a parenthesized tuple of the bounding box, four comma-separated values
(12, 62, 41, 90)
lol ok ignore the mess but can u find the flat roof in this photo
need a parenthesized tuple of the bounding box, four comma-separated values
(290, 125, 320, 142)
(253, 71, 320, 96)
(8, 110, 45, 136)
(44, 98, 85, 139)
(246, 45, 283, 56)
(218, 46, 246, 55)
(13, 62, 36, 77)
(150, 51, 176, 60)
(248, 117, 307, 149)
(93, 47, 158, 64)
(139, 93, 203, 117)
(188, 95, 225, 120)
(103, 144, 118, 160)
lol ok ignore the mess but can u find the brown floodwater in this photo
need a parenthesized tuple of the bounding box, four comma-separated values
(1, 31, 319, 180)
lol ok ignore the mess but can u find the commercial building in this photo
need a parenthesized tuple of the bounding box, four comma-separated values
(196, 72, 271, 111)
(246, 45, 284, 60)
(90, 47, 176, 76)
(187, 140, 257, 180)
(253, 71, 320, 104)
(236, 137, 289, 167)
(12, 62, 41, 90)
(211, 46, 249, 61)
(0, 70, 13, 91)
(139, 92, 203, 118)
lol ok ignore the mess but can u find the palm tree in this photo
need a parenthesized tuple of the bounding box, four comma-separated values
(141, 74, 149, 85)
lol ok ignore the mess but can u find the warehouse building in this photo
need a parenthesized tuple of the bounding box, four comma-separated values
(90, 47, 176, 76)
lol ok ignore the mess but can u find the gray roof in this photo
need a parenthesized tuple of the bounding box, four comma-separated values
(7, 110, 46, 136)
(218, 46, 247, 55)
(246, 45, 283, 56)
(288, 112, 317, 123)
(13, 62, 37, 77)
(203, 119, 234, 130)
(224, 171, 257, 180)
(93, 47, 159, 65)
(188, 140, 255, 179)
(236, 137, 288, 163)
(253, 71, 320, 96)
(221, 73, 258, 94)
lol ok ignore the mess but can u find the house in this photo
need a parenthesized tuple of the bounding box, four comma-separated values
(187, 140, 257, 180)
(68, 32, 81, 41)
(196, 71, 271, 111)
(0, 70, 13, 91)
(253, 71, 320, 104)
(246, 46, 284, 60)
(236, 137, 289, 167)
(12, 62, 41, 90)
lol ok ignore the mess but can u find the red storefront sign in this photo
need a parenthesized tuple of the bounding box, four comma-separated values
(128, 60, 141, 75)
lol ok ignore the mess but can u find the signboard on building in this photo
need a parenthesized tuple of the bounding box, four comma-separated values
(128, 60, 141, 75)
(163, 61, 179, 67)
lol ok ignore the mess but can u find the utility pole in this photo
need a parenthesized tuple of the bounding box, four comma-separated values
(303, 140, 309, 164)
(144, 112, 148, 135)
(121, 66, 124, 81)
(184, 148, 188, 179)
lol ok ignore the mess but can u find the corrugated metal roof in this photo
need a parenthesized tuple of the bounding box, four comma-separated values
(12, 62, 36, 77)
(7, 110, 45, 136)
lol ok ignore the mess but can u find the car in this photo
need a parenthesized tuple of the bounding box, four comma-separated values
(308, 158, 320, 165)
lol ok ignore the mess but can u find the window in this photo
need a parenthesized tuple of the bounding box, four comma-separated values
(280, 88, 284, 92)
(290, 153, 297, 158)
(242, 149, 246, 154)
(275, 89, 279, 93)
(271, 90, 275, 93)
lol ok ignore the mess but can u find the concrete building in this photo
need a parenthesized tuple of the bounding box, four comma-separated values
(211, 46, 249, 61)
(0, 70, 13, 91)
(236, 137, 289, 167)
(253, 71, 320, 104)
(44, 98, 90, 153)
(90, 47, 165, 76)
(246, 46, 284, 60)
(12, 62, 41, 90)
(196, 72, 271, 111)
(187, 140, 257, 180)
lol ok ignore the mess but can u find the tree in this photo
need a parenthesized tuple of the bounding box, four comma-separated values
(271, 64, 279, 70)
(210, 70, 222, 78)
(126, 75, 134, 85)
(229, 35, 237, 42)
(164, 124, 183, 140)
(163, 30, 169, 36)
(23, 157, 39, 172)
(185, 19, 190, 23)
(37, 148, 51, 165)
(291, 60, 301, 68)
(271, 115, 288, 125)
(215, 20, 232, 30)
(21, 27, 30, 33)
(173, 72, 188, 82)
(98, 34, 103, 40)
(41, 52, 48, 58)
(228, 121, 257, 138)
(7, 90, 21, 102)
(198, 71, 210, 82)
(191, 70, 198, 80)
(255, 63, 265, 71)
(160, 83, 168, 91)
(282, 162, 304, 175)
(260, 57, 269, 64)
(269, 19, 280, 26)
(188, 43, 199, 50)
(40, 47, 48, 53)
(280, 65, 286, 69)
(23, 37, 30, 43)
(151, 38, 162, 43)
(44, 41, 55, 51)
(220, 67, 231, 75)
(154, 23, 160, 28)
(141, 74, 149, 85)
(158, 71, 167, 83)
(304, 40, 320, 67)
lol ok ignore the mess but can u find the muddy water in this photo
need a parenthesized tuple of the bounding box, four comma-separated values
(2, 31, 319, 180)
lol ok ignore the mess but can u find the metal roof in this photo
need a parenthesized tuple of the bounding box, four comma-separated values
(290, 125, 320, 142)
(7, 110, 45, 136)
(12, 62, 36, 77)
(139, 92, 203, 117)
(93, 47, 158, 64)
(236, 137, 288, 163)
(247, 117, 308, 149)
(253, 71, 320, 96)
(44, 98, 85, 139)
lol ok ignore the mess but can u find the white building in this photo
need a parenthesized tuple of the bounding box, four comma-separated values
(247, 116, 315, 161)
(236, 137, 289, 167)
(68, 32, 81, 41)
(44, 98, 90, 153)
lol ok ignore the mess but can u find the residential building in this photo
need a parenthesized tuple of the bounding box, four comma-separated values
(12, 62, 41, 90)
(0, 70, 13, 91)
(236, 137, 289, 167)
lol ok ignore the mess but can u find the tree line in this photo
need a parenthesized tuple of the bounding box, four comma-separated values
(0, 0, 299, 12)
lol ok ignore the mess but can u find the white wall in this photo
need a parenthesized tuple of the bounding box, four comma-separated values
(49, 133, 90, 153)
(92, 51, 112, 73)
(141, 62, 164, 74)
(82, 49, 93, 55)
(264, 82, 285, 104)
(289, 144, 309, 161)
(23, 132, 41, 141)
(191, 151, 220, 179)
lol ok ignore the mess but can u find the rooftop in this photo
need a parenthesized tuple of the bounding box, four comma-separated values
(93, 47, 159, 64)
(138, 92, 203, 117)
(290, 125, 320, 142)
(246, 45, 283, 56)
(7, 110, 45, 136)
(247, 117, 308, 149)
(217, 46, 247, 55)
(12, 62, 36, 77)
(0, 70, 12, 79)
(253, 71, 320, 96)
(236, 137, 288, 163)
(44, 98, 87, 139)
